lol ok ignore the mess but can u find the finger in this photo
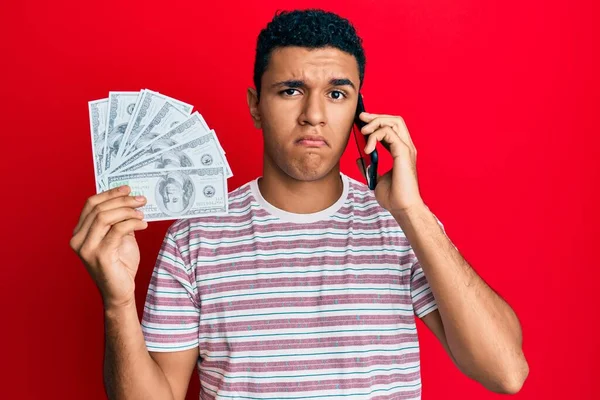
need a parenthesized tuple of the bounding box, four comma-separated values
(388, 116, 414, 149)
(360, 116, 400, 151)
(81, 194, 147, 235)
(74, 185, 131, 234)
(101, 218, 149, 251)
(362, 116, 414, 153)
(358, 112, 377, 123)
(364, 126, 394, 153)
(365, 126, 409, 157)
(72, 194, 146, 251)
(82, 207, 145, 252)
(358, 112, 401, 125)
(361, 116, 401, 135)
(401, 123, 416, 155)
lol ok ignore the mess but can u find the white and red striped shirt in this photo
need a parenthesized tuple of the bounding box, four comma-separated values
(142, 173, 443, 399)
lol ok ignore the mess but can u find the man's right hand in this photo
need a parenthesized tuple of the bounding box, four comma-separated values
(70, 185, 148, 310)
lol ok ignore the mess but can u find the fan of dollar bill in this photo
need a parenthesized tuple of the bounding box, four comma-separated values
(88, 89, 232, 222)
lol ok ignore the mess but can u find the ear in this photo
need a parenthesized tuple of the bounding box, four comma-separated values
(246, 87, 262, 129)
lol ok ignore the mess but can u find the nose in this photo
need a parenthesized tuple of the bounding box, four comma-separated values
(298, 92, 327, 127)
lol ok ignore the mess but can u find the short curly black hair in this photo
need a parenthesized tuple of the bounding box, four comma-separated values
(253, 9, 366, 98)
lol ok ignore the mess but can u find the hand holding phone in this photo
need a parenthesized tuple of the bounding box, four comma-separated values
(353, 94, 378, 190)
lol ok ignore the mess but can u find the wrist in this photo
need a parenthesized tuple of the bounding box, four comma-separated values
(391, 202, 430, 223)
(103, 296, 137, 318)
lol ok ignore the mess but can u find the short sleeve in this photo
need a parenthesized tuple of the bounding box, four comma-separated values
(410, 212, 450, 318)
(141, 221, 200, 352)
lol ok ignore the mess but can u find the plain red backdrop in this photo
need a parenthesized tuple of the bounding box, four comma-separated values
(1, 0, 598, 398)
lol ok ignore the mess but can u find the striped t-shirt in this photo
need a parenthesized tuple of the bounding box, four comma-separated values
(142, 172, 443, 399)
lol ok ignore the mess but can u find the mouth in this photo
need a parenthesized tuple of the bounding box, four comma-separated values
(296, 134, 328, 148)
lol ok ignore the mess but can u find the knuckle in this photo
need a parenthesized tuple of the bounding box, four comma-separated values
(79, 243, 94, 261)
(90, 205, 101, 218)
(93, 202, 107, 214)
(113, 221, 127, 234)
(69, 236, 79, 251)
(96, 211, 110, 225)
(85, 197, 97, 210)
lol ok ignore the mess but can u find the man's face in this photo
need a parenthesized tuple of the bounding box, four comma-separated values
(254, 46, 360, 182)
(164, 182, 184, 213)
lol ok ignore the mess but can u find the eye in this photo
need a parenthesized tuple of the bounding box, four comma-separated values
(280, 88, 301, 96)
(329, 90, 347, 100)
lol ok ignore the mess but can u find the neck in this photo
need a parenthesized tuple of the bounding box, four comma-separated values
(258, 159, 344, 215)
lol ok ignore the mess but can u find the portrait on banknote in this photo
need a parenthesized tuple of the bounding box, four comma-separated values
(156, 171, 195, 214)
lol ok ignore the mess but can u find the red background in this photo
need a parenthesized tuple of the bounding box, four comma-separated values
(1, 0, 598, 398)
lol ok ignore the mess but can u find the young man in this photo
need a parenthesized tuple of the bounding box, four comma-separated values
(70, 9, 528, 400)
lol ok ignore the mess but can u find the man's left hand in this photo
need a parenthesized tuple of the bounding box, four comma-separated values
(358, 112, 425, 214)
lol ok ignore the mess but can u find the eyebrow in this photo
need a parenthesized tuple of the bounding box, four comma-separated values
(271, 78, 356, 90)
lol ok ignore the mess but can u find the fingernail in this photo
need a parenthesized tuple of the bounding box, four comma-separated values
(136, 210, 144, 217)
(118, 185, 128, 192)
(135, 195, 145, 202)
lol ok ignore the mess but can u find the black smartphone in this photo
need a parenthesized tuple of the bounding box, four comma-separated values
(353, 93, 378, 190)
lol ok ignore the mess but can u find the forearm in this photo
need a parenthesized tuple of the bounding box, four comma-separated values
(104, 301, 175, 400)
(393, 205, 528, 391)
